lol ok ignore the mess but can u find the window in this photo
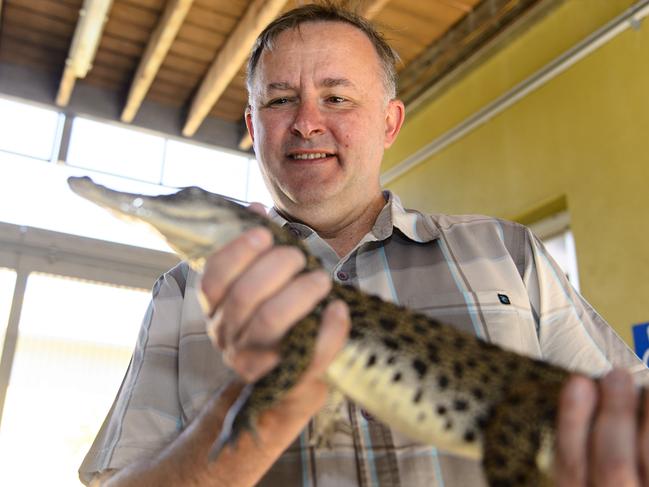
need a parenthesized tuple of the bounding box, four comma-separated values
(162, 139, 273, 206)
(0, 98, 61, 161)
(0, 273, 150, 486)
(246, 159, 274, 207)
(542, 230, 580, 291)
(529, 211, 580, 292)
(0, 154, 174, 251)
(0, 95, 276, 486)
(67, 117, 166, 184)
(0, 269, 17, 355)
(162, 139, 250, 199)
(0, 97, 273, 249)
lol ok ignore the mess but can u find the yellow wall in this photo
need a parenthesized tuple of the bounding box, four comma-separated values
(384, 0, 649, 344)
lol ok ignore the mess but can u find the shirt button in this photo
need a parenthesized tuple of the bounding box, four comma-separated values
(336, 271, 349, 281)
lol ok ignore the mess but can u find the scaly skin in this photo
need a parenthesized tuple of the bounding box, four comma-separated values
(69, 176, 576, 486)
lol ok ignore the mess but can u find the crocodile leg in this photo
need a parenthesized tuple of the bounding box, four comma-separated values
(312, 388, 350, 448)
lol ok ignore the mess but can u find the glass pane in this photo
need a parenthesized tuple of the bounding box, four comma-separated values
(246, 159, 274, 208)
(0, 268, 17, 354)
(0, 151, 173, 251)
(0, 273, 151, 486)
(67, 117, 165, 184)
(162, 139, 249, 200)
(543, 230, 580, 292)
(0, 97, 61, 160)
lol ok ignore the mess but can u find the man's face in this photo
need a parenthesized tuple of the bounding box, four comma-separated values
(246, 21, 404, 216)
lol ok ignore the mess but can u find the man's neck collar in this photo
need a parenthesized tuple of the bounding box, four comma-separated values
(269, 193, 386, 256)
(269, 190, 439, 247)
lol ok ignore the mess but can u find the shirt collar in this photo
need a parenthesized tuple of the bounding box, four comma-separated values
(372, 191, 438, 243)
(267, 190, 439, 244)
(267, 207, 313, 239)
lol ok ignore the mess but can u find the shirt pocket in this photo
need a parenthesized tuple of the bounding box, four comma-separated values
(405, 290, 541, 358)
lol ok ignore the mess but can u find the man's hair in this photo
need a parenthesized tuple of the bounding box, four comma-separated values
(246, 2, 400, 101)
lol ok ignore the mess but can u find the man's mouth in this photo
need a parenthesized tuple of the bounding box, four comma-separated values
(287, 152, 335, 161)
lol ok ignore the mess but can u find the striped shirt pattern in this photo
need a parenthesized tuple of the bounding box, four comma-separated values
(80, 192, 648, 486)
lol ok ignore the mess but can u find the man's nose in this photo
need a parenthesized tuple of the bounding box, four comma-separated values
(290, 100, 325, 138)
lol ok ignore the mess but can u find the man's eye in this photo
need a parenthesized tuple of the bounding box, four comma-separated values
(269, 98, 290, 106)
(327, 96, 346, 103)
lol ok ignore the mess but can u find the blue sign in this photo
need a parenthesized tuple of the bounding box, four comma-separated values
(632, 322, 649, 366)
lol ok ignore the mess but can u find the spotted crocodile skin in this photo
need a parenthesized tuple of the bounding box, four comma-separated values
(68, 176, 573, 486)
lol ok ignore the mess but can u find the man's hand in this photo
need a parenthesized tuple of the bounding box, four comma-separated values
(102, 212, 350, 487)
(200, 205, 350, 428)
(555, 369, 649, 486)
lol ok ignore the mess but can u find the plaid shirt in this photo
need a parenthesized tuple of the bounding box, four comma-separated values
(80, 192, 647, 486)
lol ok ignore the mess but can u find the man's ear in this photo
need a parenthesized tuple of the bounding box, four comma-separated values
(244, 105, 255, 143)
(384, 99, 405, 149)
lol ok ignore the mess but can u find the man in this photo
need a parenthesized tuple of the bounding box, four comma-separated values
(80, 5, 649, 486)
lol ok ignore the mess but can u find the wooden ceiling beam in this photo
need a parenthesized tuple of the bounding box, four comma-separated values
(182, 0, 289, 137)
(360, 0, 391, 19)
(56, 0, 113, 106)
(398, 0, 563, 108)
(121, 0, 194, 123)
(238, 0, 392, 151)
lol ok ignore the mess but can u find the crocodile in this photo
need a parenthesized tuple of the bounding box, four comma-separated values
(68, 175, 573, 486)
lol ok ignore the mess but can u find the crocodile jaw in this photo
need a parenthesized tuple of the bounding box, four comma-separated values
(67, 176, 253, 269)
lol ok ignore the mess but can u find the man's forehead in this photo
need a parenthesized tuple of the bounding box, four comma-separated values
(252, 22, 380, 88)
(262, 22, 377, 64)
(273, 21, 370, 47)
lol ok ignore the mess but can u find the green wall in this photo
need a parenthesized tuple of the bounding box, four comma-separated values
(383, 0, 649, 344)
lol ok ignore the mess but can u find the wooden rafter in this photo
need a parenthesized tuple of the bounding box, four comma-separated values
(121, 0, 194, 123)
(56, 0, 113, 106)
(398, 0, 562, 107)
(182, 0, 289, 137)
(360, 0, 392, 19)
(237, 0, 392, 151)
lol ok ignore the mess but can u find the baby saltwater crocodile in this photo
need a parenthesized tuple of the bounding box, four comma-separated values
(69, 176, 571, 486)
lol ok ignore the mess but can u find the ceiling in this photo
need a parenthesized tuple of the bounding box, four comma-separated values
(0, 0, 561, 153)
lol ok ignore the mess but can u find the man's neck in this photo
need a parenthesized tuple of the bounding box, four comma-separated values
(318, 194, 386, 257)
(278, 192, 387, 257)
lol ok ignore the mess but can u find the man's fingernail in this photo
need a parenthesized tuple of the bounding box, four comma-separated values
(248, 202, 268, 216)
(206, 308, 223, 342)
(602, 368, 633, 393)
(247, 228, 271, 248)
(314, 270, 332, 286)
(566, 377, 591, 401)
(332, 300, 349, 320)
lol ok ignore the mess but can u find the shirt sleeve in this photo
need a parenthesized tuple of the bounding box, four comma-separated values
(522, 228, 649, 383)
(78, 264, 187, 485)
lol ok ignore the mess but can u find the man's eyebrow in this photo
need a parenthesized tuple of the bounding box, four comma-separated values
(266, 82, 294, 92)
(264, 78, 357, 92)
(321, 77, 355, 89)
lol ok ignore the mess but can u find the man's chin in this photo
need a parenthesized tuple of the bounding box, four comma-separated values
(277, 187, 343, 211)
(282, 181, 342, 203)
